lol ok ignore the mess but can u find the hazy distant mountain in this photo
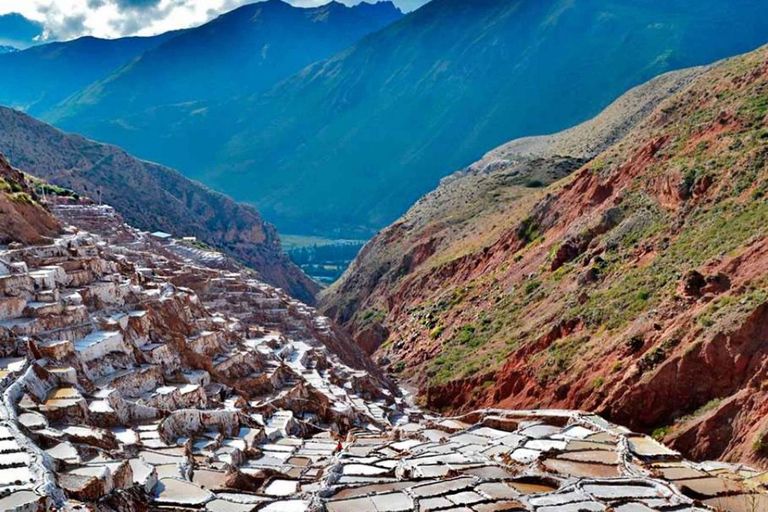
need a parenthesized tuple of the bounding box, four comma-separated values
(0, 32, 181, 114)
(0, 13, 44, 49)
(27, 0, 768, 238)
(55, 1, 401, 111)
(44, 1, 402, 160)
(0, 45, 17, 54)
(183, 0, 768, 237)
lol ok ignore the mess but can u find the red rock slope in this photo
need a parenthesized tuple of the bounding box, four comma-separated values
(0, 154, 61, 245)
(321, 46, 768, 468)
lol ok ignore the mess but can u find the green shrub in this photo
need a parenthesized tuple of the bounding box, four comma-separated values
(753, 428, 768, 455)
(9, 192, 34, 205)
(639, 346, 667, 371)
(524, 281, 541, 295)
(455, 324, 476, 345)
(524, 179, 545, 188)
(517, 216, 539, 244)
(652, 426, 672, 441)
(361, 308, 386, 324)
(429, 325, 445, 339)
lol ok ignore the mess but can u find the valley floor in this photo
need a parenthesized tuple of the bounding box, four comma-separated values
(282, 235, 366, 285)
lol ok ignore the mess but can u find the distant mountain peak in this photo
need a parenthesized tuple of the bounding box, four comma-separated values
(312, 0, 403, 23)
(352, 1, 403, 15)
(0, 12, 44, 49)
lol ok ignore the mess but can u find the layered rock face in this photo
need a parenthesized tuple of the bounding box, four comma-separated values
(0, 167, 767, 510)
(321, 46, 768, 469)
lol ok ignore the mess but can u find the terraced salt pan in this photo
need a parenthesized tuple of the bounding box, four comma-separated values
(628, 436, 679, 457)
(0, 451, 29, 466)
(44, 386, 82, 403)
(264, 478, 299, 496)
(341, 463, 392, 476)
(89, 400, 114, 413)
(140, 450, 185, 466)
(583, 482, 667, 500)
(206, 499, 260, 512)
(17, 412, 46, 429)
(68, 466, 110, 479)
(0, 357, 25, 379)
(260, 500, 308, 512)
(0, 466, 34, 488)
(543, 458, 622, 478)
(154, 477, 214, 506)
(509, 447, 541, 463)
(124, 460, 154, 487)
(46, 442, 79, 464)
(62, 425, 106, 440)
(0, 438, 20, 452)
(3, 221, 766, 512)
(0, 490, 45, 511)
(73, 330, 125, 361)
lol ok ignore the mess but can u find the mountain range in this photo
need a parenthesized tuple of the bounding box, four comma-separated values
(0, 32, 181, 115)
(33, 0, 768, 238)
(43, 1, 402, 131)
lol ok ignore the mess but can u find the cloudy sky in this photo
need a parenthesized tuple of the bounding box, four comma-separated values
(0, 0, 428, 43)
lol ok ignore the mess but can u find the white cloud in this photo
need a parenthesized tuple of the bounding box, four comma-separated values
(0, 0, 247, 39)
(0, 0, 427, 41)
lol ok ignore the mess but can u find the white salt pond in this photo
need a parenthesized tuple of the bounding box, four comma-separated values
(260, 500, 308, 512)
(264, 479, 299, 496)
(341, 464, 390, 476)
(154, 477, 214, 506)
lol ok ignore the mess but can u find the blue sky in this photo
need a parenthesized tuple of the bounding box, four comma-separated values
(0, 0, 429, 42)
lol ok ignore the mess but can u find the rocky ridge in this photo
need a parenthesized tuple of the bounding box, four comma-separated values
(321, 45, 768, 469)
(1, 162, 767, 511)
(0, 108, 319, 304)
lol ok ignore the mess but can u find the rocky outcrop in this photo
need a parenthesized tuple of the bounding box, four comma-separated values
(321, 45, 768, 469)
(0, 155, 61, 246)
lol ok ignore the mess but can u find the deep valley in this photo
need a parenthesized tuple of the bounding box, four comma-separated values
(1, 0, 768, 510)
